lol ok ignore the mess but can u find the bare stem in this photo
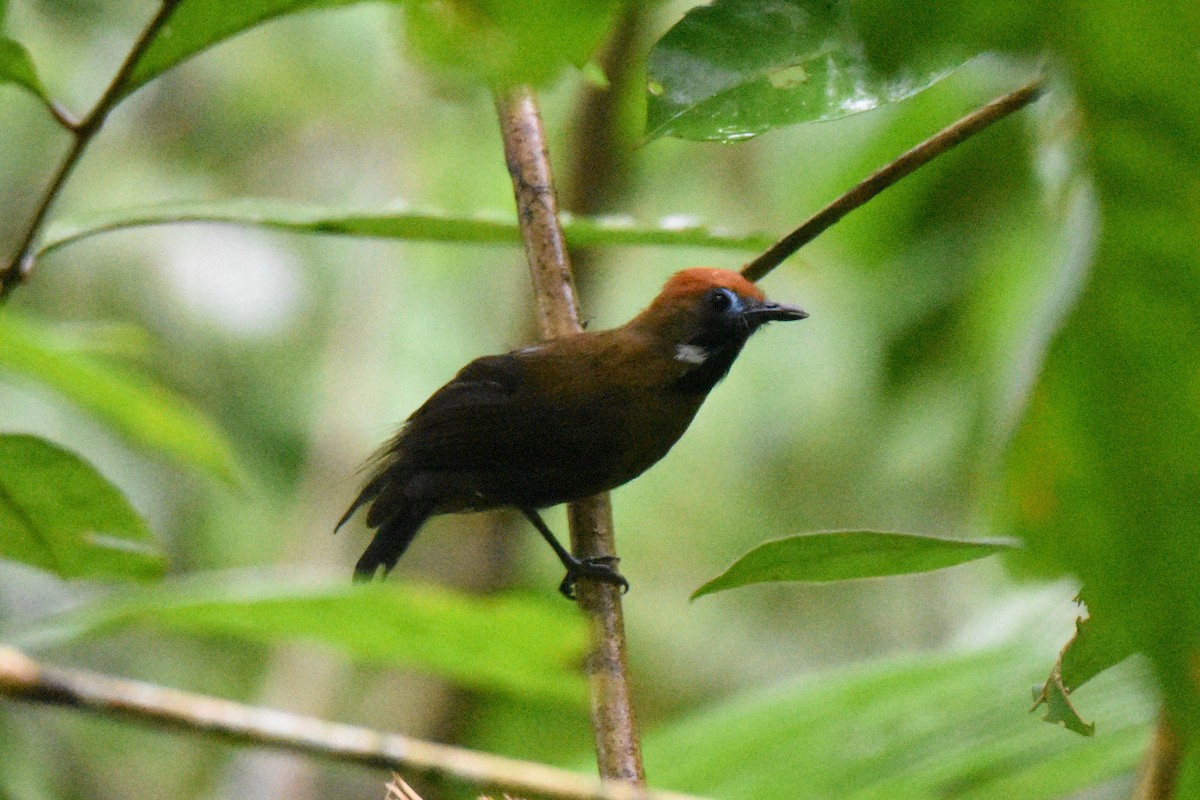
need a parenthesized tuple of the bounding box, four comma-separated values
(1132, 712, 1182, 800)
(0, 646, 700, 800)
(0, 0, 183, 303)
(741, 78, 1044, 283)
(495, 85, 646, 789)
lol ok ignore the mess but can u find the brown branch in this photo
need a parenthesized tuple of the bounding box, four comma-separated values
(1132, 712, 1182, 800)
(495, 85, 646, 789)
(0, 646, 701, 800)
(0, 0, 183, 303)
(741, 78, 1044, 283)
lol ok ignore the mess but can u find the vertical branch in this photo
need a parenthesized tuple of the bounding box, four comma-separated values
(494, 85, 646, 788)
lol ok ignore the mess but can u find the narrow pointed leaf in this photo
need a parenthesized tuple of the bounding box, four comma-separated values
(646, 0, 964, 142)
(0, 315, 239, 483)
(37, 200, 772, 257)
(20, 575, 587, 704)
(694, 530, 1017, 599)
(0, 435, 164, 581)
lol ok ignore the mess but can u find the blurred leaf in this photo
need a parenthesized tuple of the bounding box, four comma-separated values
(119, 0, 375, 98)
(405, 0, 619, 89)
(38, 200, 773, 256)
(20, 575, 587, 704)
(694, 531, 1016, 599)
(0, 314, 239, 482)
(645, 0, 963, 142)
(0, 434, 164, 581)
(645, 643, 1152, 799)
(0, 36, 48, 102)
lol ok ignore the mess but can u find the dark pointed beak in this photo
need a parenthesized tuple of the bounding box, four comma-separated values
(743, 300, 808, 324)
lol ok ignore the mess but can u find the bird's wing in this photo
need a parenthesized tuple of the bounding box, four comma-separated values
(396, 353, 620, 473)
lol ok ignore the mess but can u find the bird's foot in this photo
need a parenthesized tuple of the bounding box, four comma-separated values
(559, 555, 629, 600)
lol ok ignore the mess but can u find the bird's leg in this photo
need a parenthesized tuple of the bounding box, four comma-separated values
(520, 508, 629, 599)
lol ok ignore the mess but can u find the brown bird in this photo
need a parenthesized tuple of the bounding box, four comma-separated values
(337, 268, 806, 597)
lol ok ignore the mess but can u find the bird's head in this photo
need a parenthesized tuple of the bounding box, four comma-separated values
(632, 267, 807, 392)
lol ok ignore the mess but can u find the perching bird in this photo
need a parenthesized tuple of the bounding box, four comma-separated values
(338, 267, 806, 597)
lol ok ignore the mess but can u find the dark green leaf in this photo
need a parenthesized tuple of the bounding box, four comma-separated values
(645, 0, 964, 142)
(119, 0, 373, 98)
(21, 575, 587, 703)
(405, 0, 619, 89)
(37, 200, 772, 257)
(694, 530, 1016, 598)
(645, 643, 1152, 799)
(0, 435, 163, 581)
(0, 36, 48, 101)
(0, 315, 239, 482)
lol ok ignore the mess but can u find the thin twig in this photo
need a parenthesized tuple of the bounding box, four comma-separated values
(1132, 713, 1181, 800)
(0, 646, 701, 800)
(741, 78, 1044, 283)
(0, 0, 184, 303)
(495, 86, 646, 789)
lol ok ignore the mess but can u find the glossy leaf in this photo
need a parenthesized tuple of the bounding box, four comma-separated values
(405, 0, 619, 89)
(694, 530, 1016, 598)
(645, 643, 1152, 799)
(0, 315, 239, 482)
(37, 200, 772, 257)
(0, 36, 48, 101)
(119, 0, 372, 99)
(0, 435, 163, 581)
(20, 576, 587, 704)
(645, 0, 963, 142)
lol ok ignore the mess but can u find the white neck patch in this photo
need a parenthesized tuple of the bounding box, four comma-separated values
(675, 343, 708, 365)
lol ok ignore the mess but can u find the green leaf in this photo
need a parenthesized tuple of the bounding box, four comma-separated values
(0, 434, 164, 581)
(36, 200, 772, 258)
(119, 0, 374, 99)
(645, 643, 1152, 800)
(693, 530, 1016, 599)
(404, 0, 619, 89)
(0, 314, 239, 482)
(645, 0, 964, 142)
(0, 36, 48, 102)
(20, 575, 587, 704)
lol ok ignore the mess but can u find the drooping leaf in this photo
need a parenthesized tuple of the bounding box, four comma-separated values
(0, 314, 239, 482)
(19, 575, 587, 704)
(118, 0, 376, 99)
(645, 0, 964, 142)
(693, 530, 1016, 599)
(404, 0, 619, 89)
(0, 36, 48, 102)
(37, 200, 772, 258)
(0, 435, 164, 581)
(644, 643, 1152, 800)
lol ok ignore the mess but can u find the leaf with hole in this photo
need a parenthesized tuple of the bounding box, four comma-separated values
(0, 435, 163, 581)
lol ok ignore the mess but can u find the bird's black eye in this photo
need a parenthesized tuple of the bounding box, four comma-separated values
(706, 287, 738, 314)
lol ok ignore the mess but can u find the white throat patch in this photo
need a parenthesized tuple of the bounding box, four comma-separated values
(675, 343, 709, 365)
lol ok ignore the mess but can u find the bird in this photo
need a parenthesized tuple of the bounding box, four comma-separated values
(337, 267, 807, 598)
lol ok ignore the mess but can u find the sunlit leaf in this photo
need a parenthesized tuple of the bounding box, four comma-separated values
(20, 575, 587, 703)
(693, 530, 1016, 599)
(645, 643, 1152, 799)
(37, 200, 772, 257)
(119, 0, 376, 98)
(0, 36, 48, 102)
(645, 0, 964, 142)
(0, 315, 239, 483)
(405, 0, 619, 89)
(0, 435, 164, 581)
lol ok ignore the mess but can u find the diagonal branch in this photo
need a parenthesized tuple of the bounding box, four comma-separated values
(0, 0, 184, 303)
(0, 646, 700, 800)
(494, 85, 646, 789)
(742, 78, 1044, 283)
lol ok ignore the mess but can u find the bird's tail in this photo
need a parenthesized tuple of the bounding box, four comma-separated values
(352, 499, 434, 582)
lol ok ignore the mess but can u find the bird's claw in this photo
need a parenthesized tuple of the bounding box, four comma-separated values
(559, 555, 629, 600)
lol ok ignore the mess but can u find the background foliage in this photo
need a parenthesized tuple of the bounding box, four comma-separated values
(1, 0, 1192, 798)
